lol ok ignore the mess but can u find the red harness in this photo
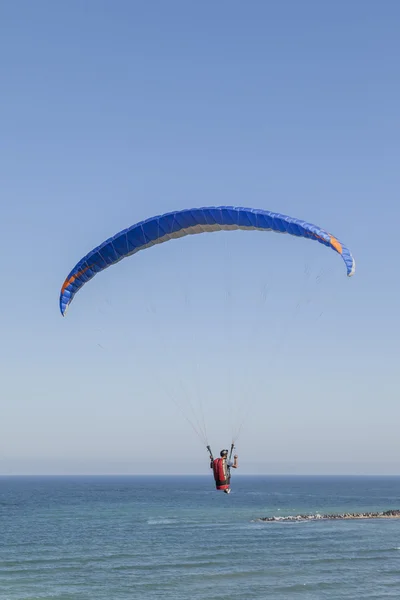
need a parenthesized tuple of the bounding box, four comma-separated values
(212, 458, 230, 490)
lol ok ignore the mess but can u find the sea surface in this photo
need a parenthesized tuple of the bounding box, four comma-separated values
(1, 475, 400, 599)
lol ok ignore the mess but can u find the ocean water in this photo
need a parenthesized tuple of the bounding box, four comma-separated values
(1, 475, 400, 599)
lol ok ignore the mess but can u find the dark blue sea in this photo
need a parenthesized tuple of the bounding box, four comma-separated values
(1, 476, 400, 599)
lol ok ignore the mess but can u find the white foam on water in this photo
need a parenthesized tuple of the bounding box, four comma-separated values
(147, 518, 178, 525)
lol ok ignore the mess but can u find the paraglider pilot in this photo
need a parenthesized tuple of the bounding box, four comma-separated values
(208, 445, 238, 494)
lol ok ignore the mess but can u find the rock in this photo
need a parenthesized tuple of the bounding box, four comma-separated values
(257, 509, 400, 523)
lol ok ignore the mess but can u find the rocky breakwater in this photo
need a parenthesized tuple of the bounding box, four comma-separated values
(258, 510, 400, 522)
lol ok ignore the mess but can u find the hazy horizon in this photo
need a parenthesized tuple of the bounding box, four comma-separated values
(2, 459, 400, 477)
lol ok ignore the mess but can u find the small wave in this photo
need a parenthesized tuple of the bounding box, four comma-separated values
(147, 518, 177, 525)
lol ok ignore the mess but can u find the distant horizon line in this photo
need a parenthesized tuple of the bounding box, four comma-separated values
(1, 473, 400, 477)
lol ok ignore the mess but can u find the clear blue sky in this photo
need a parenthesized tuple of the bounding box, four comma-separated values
(1, 1, 399, 475)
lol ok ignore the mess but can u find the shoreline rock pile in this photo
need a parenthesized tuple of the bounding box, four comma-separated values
(258, 509, 400, 522)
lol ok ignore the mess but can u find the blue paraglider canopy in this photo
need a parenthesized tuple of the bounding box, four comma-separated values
(60, 206, 355, 316)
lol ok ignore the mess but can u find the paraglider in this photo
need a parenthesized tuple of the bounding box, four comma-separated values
(59, 206, 355, 316)
(208, 445, 238, 493)
(59, 205, 355, 493)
